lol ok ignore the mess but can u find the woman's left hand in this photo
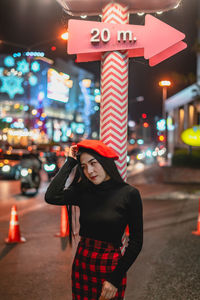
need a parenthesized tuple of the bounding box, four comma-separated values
(99, 281, 117, 300)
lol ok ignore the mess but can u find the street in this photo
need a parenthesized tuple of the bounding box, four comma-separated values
(0, 168, 200, 300)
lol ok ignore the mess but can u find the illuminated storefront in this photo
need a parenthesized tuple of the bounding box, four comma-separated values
(165, 83, 200, 159)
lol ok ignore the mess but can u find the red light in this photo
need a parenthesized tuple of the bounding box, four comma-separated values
(142, 113, 147, 119)
(51, 46, 56, 51)
(143, 122, 149, 128)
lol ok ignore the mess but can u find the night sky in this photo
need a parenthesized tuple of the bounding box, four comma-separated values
(0, 0, 198, 124)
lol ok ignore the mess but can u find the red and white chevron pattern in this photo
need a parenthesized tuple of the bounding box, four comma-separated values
(100, 3, 129, 180)
(100, 51, 128, 179)
(102, 3, 129, 24)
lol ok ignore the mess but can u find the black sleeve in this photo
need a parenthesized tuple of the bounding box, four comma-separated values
(45, 156, 80, 206)
(107, 188, 143, 288)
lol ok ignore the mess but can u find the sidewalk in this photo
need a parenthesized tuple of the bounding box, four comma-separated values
(127, 164, 200, 201)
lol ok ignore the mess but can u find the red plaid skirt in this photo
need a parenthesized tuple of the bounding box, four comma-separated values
(72, 237, 127, 300)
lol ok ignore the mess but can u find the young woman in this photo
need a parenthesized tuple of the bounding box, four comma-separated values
(45, 140, 143, 300)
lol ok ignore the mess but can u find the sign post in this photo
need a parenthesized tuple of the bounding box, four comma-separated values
(58, 0, 187, 179)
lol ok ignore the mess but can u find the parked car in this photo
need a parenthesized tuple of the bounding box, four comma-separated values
(0, 153, 21, 179)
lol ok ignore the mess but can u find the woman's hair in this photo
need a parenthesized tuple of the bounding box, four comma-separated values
(67, 166, 81, 246)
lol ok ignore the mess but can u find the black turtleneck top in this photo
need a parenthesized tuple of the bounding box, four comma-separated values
(45, 157, 143, 288)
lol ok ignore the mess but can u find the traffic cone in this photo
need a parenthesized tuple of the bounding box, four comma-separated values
(5, 205, 26, 243)
(192, 198, 200, 236)
(55, 206, 69, 237)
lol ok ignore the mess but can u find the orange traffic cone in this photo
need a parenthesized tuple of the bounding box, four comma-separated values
(55, 206, 69, 237)
(192, 198, 200, 236)
(5, 205, 26, 243)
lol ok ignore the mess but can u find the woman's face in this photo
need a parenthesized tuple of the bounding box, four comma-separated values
(80, 152, 110, 185)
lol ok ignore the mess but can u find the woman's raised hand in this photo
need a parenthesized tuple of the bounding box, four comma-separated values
(69, 145, 78, 160)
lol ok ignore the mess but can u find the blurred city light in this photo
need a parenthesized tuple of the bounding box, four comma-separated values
(32, 109, 37, 115)
(61, 32, 69, 40)
(94, 105, 99, 111)
(152, 151, 157, 157)
(137, 139, 144, 145)
(128, 120, 135, 128)
(145, 150, 152, 157)
(24, 52, 45, 57)
(129, 138, 135, 144)
(4, 56, 15, 67)
(143, 122, 149, 128)
(167, 116, 175, 131)
(38, 91, 45, 100)
(137, 153, 145, 160)
(23, 105, 29, 111)
(159, 80, 171, 87)
(142, 113, 147, 119)
(29, 75, 38, 86)
(31, 61, 40, 72)
(156, 119, 166, 131)
(94, 88, 100, 95)
(66, 79, 73, 88)
(2, 165, 11, 172)
(95, 95, 101, 103)
(158, 148, 166, 156)
(13, 53, 22, 58)
(158, 134, 165, 142)
(92, 132, 98, 138)
(82, 79, 91, 88)
(136, 96, 144, 102)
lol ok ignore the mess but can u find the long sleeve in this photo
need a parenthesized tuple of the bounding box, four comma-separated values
(45, 156, 80, 206)
(106, 188, 143, 288)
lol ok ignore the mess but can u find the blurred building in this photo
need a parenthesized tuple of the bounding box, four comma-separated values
(0, 53, 100, 147)
(165, 84, 200, 159)
(165, 1, 200, 160)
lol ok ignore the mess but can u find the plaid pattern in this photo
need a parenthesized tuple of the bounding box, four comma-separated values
(72, 237, 127, 300)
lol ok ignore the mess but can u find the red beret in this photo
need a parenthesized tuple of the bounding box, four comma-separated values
(77, 140, 119, 160)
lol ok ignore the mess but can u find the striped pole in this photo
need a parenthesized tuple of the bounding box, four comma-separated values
(100, 3, 129, 181)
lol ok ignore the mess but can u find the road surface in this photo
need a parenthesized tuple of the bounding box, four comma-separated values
(0, 170, 199, 300)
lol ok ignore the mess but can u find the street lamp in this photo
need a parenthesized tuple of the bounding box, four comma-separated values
(159, 80, 171, 117)
(159, 80, 171, 163)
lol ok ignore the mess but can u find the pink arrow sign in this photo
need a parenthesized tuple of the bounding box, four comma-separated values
(68, 14, 187, 66)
